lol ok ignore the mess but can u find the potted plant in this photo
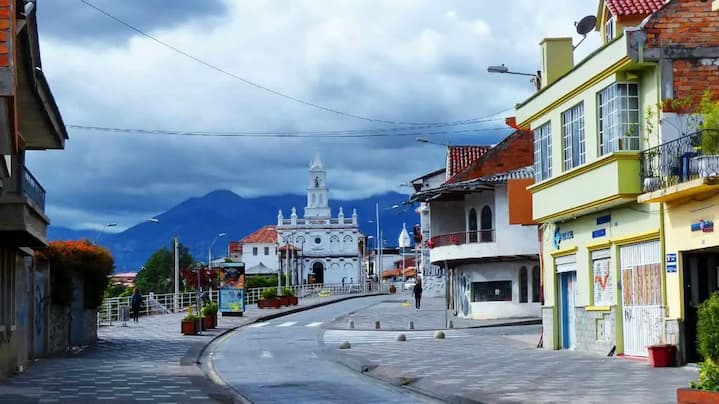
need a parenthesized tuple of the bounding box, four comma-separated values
(181, 307, 199, 335)
(691, 90, 719, 178)
(647, 337, 676, 368)
(678, 292, 719, 403)
(258, 287, 280, 309)
(279, 288, 290, 306)
(283, 287, 298, 305)
(201, 303, 217, 329)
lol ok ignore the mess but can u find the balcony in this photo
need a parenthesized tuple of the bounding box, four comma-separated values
(428, 230, 495, 248)
(528, 152, 641, 222)
(0, 165, 49, 248)
(638, 130, 719, 203)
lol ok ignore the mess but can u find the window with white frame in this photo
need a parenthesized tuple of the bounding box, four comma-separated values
(562, 102, 585, 171)
(598, 83, 640, 155)
(533, 122, 552, 181)
(605, 15, 615, 43)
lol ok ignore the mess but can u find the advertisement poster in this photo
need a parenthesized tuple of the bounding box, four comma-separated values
(219, 263, 245, 314)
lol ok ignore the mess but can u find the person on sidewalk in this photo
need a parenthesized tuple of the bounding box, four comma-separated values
(131, 288, 143, 323)
(413, 277, 423, 310)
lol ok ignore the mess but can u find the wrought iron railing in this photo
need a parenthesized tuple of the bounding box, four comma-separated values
(428, 230, 495, 248)
(22, 166, 46, 210)
(640, 130, 719, 193)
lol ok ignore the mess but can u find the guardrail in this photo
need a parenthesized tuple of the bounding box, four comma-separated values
(428, 229, 495, 248)
(98, 282, 377, 326)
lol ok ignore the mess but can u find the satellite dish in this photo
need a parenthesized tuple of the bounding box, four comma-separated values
(575, 15, 597, 36)
(573, 15, 597, 50)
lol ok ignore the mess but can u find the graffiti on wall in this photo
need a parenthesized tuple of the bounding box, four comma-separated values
(422, 275, 445, 298)
(458, 272, 471, 317)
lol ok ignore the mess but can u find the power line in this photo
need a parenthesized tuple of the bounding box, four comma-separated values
(67, 124, 510, 138)
(79, 0, 511, 126)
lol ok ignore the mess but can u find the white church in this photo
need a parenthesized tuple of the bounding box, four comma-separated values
(276, 154, 363, 285)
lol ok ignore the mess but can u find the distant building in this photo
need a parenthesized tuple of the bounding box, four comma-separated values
(237, 225, 278, 275)
(277, 153, 363, 285)
(110, 272, 137, 287)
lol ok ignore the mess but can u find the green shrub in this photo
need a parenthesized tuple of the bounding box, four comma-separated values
(700, 90, 719, 155)
(201, 302, 218, 317)
(246, 275, 278, 289)
(183, 313, 199, 321)
(261, 287, 277, 300)
(692, 292, 719, 391)
(282, 287, 295, 297)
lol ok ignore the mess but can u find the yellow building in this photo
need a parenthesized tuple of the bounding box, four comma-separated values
(515, 0, 719, 360)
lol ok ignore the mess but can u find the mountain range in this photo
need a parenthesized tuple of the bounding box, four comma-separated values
(48, 189, 418, 272)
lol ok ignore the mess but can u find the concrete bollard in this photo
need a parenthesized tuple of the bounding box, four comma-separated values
(339, 341, 351, 349)
(408, 321, 414, 330)
(349, 320, 355, 329)
(434, 331, 445, 339)
(448, 320, 454, 329)
(375, 321, 381, 329)
(396, 333, 406, 342)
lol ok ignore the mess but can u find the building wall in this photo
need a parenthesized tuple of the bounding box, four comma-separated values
(241, 242, 278, 271)
(574, 306, 617, 355)
(494, 185, 539, 255)
(454, 260, 540, 320)
(430, 200, 465, 236)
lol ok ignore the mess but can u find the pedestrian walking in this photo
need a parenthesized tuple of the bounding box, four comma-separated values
(131, 288, 143, 323)
(341, 277, 346, 291)
(413, 278, 423, 310)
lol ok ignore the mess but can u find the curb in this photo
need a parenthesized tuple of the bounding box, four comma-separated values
(195, 293, 383, 403)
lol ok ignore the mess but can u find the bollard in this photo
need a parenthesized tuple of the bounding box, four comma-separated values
(408, 321, 414, 330)
(339, 341, 351, 349)
(396, 333, 406, 342)
(375, 321, 381, 329)
(448, 320, 454, 329)
(349, 320, 355, 329)
(434, 331, 446, 339)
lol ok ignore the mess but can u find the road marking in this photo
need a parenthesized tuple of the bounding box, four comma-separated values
(248, 322, 270, 328)
(322, 329, 470, 344)
(276, 321, 296, 327)
(261, 350, 273, 358)
(305, 322, 323, 328)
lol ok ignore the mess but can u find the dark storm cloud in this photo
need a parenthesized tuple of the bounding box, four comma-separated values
(37, 0, 227, 43)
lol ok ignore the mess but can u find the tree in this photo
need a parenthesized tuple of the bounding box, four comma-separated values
(134, 242, 195, 294)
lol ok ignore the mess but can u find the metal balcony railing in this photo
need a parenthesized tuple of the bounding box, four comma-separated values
(428, 230, 495, 248)
(21, 166, 46, 210)
(640, 129, 719, 193)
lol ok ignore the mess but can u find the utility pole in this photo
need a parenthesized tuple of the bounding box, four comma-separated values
(174, 236, 179, 312)
(375, 203, 380, 293)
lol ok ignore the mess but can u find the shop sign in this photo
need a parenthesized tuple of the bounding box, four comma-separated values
(691, 219, 714, 233)
(596, 215, 611, 225)
(592, 229, 606, 238)
(553, 226, 574, 249)
(666, 253, 677, 273)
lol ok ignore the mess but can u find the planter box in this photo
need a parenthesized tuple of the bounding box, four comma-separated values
(691, 155, 719, 178)
(288, 296, 298, 306)
(258, 298, 281, 309)
(279, 296, 290, 306)
(181, 319, 198, 335)
(677, 388, 719, 404)
(648, 344, 676, 367)
(202, 316, 214, 330)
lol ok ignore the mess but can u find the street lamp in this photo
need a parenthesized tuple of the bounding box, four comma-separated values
(94, 222, 117, 245)
(207, 232, 227, 301)
(487, 64, 541, 90)
(416, 137, 450, 147)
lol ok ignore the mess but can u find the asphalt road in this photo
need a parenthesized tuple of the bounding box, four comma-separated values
(206, 295, 441, 404)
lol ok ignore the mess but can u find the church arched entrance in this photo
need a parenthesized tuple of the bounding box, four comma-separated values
(311, 261, 324, 284)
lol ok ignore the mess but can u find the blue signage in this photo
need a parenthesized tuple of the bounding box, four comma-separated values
(553, 226, 574, 249)
(220, 288, 245, 313)
(596, 215, 611, 225)
(592, 229, 606, 239)
(666, 253, 677, 273)
(691, 219, 714, 233)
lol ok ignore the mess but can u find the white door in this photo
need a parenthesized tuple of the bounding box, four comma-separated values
(620, 241, 663, 357)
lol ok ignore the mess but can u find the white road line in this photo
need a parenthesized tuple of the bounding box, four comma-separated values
(305, 322, 323, 328)
(276, 321, 297, 327)
(248, 322, 270, 328)
(261, 350, 273, 358)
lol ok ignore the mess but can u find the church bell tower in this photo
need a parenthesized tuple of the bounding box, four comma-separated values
(305, 152, 331, 218)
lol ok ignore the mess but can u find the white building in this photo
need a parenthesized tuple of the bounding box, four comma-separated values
(410, 132, 541, 320)
(238, 225, 279, 275)
(411, 168, 447, 297)
(277, 154, 363, 285)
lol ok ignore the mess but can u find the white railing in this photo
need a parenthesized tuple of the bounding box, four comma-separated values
(98, 282, 379, 326)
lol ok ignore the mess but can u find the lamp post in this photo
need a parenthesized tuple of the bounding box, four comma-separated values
(208, 232, 227, 301)
(487, 64, 541, 90)
(94, 222, 117, 245)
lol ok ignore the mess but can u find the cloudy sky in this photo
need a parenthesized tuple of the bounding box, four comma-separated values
(30, 0, 600, 231)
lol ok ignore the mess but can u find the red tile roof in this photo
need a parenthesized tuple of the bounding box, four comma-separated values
(447, 146, 491, 178)
(605, 0, 666, 17)
(240, 225, 277, 244)
(446, 130, 533, 184)
(228, 241, 242, 253)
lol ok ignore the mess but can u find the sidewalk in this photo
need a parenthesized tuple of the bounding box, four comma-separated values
(327, 297, 696, 404)
(0, 292, 378, 403)
(326, 294, 541, 330)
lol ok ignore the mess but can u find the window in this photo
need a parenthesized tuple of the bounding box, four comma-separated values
(480, 206, 493, 242)
(519, 267, 528, 303)
(532, 266, 541, 303)
(592, 249, 614, 306)
(562, 102, 585, 170)
(314, 237, 321, 244)
(264, 247, 269, 255)
(468, 208, 477, 243)
(471, 281, 512, 302)
(605, 15, 615, 43)
(533, 122, 552, 181)
(598, 83, 640, 155)
(252, 247, 258, 256)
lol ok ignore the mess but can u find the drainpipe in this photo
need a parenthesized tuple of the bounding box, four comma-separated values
(660, 202, 667, 310)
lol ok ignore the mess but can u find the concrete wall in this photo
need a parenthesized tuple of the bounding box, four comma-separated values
(575, 306, 617, 355)
(241, 242, 278, 272)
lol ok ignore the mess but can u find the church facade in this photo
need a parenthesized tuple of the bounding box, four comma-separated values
(276, 154, 363, 285)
